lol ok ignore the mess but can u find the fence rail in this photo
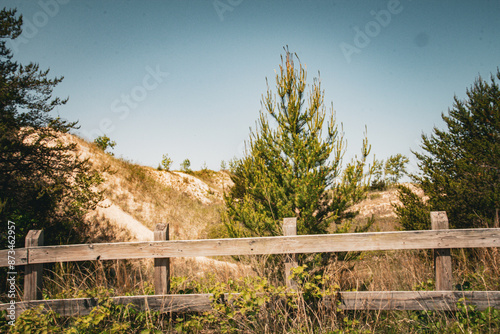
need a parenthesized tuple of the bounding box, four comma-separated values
(1, 211, 499, 317)
(1, 228, 499, 267)
(3, 291, 500, 318)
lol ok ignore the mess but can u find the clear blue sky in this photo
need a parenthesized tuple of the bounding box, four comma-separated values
(5, 0, 500, 173)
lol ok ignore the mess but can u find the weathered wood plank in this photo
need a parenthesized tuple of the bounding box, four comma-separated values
(0, 294, 213, 317)
(2, 291, 499, 317)
(283, 218, 298, 290)
(431, 212, 453, 291)
(111, 293, 212, 313)
(1, 228, 499, 267)
(24, 230, 44, 301)
(0, 248, 28, 267)
(334, 291, 500, 311)
(154, 223, 170, 294)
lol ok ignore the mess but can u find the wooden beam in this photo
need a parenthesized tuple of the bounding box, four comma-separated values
(333, 291, 500, 311)
(431, 212, 453, 291)
(1, 228, 499, 267)
(283, 218, 298, 290)
(2, 291, 499, 317)
(0, 248, 28, 266)
(154, 223, 170, 294)
(24, 230, 44, 301)
(0, 294, 212, 318)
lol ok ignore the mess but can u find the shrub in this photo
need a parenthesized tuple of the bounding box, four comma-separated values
(180, 159, 191, 173)
(397, 70, 500, 230)
(159, 154, 173, 171)
(94, 135, 116, 153)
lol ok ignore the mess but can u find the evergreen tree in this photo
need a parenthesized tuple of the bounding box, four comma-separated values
(370, 154, 409, 190)
(224, 49, 372, 238)
(396, 70, 500, 229)
(0, 8, 102, 246)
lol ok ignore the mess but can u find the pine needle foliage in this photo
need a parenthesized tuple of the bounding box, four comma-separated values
(224, 49, 371, 238)
(0, 8, 103, 246)
(396, 69, 500, 230)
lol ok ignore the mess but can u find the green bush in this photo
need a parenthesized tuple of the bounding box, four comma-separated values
(1, 274, 498, 333)
(370, 154, 409, 191)
(397, 70, 500, 230)
(94, 135, 116, 153)
(180, 159, 191, 173)
(159, 154, 173, 171)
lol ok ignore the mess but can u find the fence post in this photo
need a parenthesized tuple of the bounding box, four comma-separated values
(24, 230, 44, 301)
(430, 211, 452, 291)
(283, 217, 298, 289)
(154, 224, 170, 294)
(494, 208, 499, 228)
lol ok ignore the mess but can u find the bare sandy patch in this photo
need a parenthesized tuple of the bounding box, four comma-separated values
(151, 170, 221, 204)
(94, 199, 154, 241)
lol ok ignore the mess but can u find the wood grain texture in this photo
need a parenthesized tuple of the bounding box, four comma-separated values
(333, 291, 500, 311)
(431, 212, 452, 291)
(283, 218, 298, 290)
(0, 294, 212, 318)
(24, 230, 43, 301)
(2, 291, 499, 317)
(0, 248, 28, 267)
(2, 228, 495, 266)
(154, 223, 170, 294)
(1, 228, 499, 268)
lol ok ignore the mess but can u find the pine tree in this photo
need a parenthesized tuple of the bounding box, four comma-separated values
(224, 49, 372, 238)
(0, 8, 102, 246)
(396, 70, 500, 229)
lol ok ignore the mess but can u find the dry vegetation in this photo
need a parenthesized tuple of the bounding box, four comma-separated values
(51, 134, 252, 292)
(9, 133, 497, 333)
(56, 133, 500, 294)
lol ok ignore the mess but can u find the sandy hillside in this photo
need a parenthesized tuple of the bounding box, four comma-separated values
(150, 170, 233, 205)
(347, 183, 425, 231)
(57, 132, 251, 275)
(58, 132, 417, 274)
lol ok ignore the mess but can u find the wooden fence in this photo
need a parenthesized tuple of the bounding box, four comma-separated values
(1, 211, 499, 317)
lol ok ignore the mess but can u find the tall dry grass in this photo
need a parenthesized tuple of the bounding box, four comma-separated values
(27, 135, 498, 333)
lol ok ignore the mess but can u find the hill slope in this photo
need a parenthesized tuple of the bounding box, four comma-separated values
(61, 133, 231, 242)
(63, 132, 405, 241)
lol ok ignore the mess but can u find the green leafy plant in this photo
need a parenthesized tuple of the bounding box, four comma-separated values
(9, 305, 62, 334)
(6, 287, 168, 333)
(94, 135, 116, 153)
(180, 159, 191, 173)
(394, 184, 430, 230)
(220, 160, 227, 171)
(158, 154, 173, 171)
